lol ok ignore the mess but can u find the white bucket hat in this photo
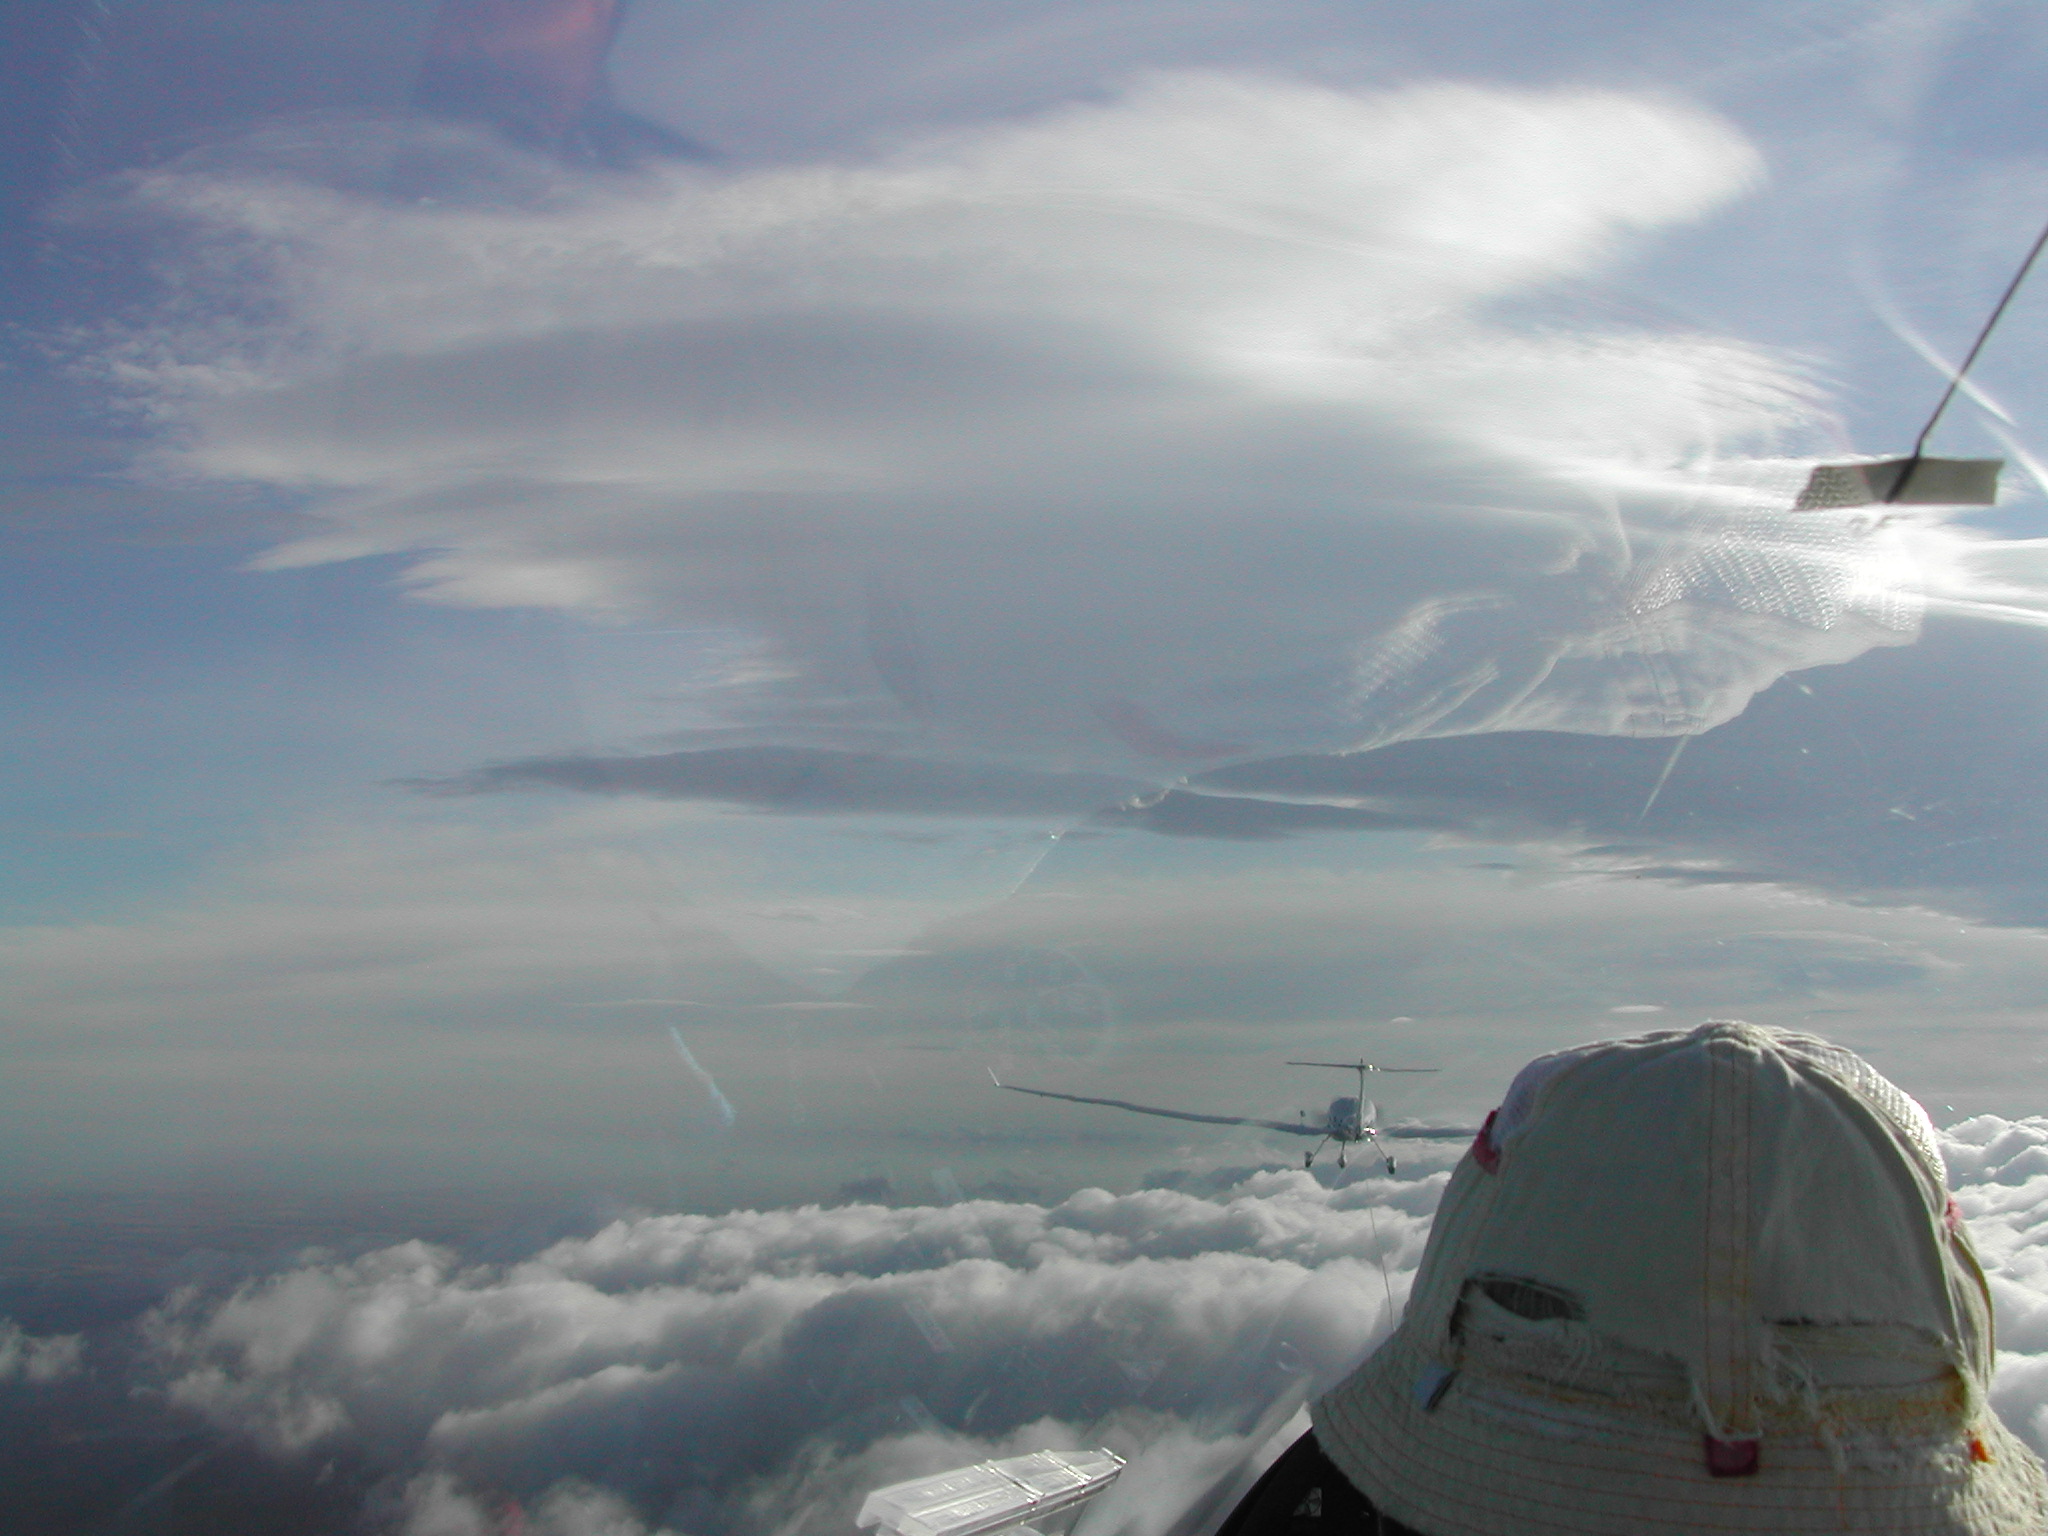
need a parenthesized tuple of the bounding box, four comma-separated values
(1312, 1021, 2048, 1534)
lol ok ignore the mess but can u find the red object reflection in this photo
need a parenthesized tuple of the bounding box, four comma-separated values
(416, 0, 624, 147)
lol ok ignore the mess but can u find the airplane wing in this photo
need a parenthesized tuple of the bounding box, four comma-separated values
(1380, 1126, 1484, 1139)
(997, 1082, 1320, 1137)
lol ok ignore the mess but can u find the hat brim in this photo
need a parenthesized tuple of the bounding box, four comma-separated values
(1313, 1328, 2048, 1536)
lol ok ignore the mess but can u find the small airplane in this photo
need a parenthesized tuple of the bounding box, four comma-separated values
(991, 1059, 1479, 1175)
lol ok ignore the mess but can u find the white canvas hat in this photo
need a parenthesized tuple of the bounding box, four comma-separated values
(1312, 1021, 2048, 1534)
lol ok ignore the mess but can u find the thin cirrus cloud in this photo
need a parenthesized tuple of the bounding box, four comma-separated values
(409, 613, 2048, 928)
(131, 1122, 2048, 1536)
(80, 71, 2035, 786)
(19, 795, 2048, 1195)
(414, 747, 1154, 819)
(1151, 616, 2048, 925)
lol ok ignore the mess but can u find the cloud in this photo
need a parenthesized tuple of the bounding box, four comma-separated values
(133, 1123, 2048, 1534)
(81, 72, 1996, 782)
(0, 794, 1119, 1197)
(394, 620, 2048, 937)
(1166, 616, 2048, 924)
(11, 779, 2048, 1201)
(396, 620, 2048, 936)
(1100, 788, 1442, 840)
(1943, 1119, 2048, 1453)
(143, 1169, 1427, 1533)
(0, 1318, 85, 1385)
(419, 748, 1152, 820)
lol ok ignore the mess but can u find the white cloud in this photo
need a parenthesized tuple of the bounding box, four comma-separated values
(134, 1125, 2048, 1534)
(0, 1318, 85, 1385)
(143, 1169, 1418, 1533)
(1941, 1118, 2048, 1454)
(87, 73, 2001, 779)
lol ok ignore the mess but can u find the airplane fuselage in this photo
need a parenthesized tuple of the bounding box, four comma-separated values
(1326, 1096, 1372, 1140)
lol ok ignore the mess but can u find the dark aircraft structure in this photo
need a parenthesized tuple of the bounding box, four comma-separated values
(993, 1059, 1480, 1174)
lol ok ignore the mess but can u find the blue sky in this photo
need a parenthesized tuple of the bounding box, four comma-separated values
(5, 0, 2048, 1213)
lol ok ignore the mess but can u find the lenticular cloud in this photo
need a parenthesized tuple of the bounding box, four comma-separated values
(140, 1123, 2048, 1536)
(93, 75, 1950, 778)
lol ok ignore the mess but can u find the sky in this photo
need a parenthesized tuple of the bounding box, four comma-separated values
(7, 0, 2048, 1532)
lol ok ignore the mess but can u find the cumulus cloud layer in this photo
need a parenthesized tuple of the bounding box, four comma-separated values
(87, 74, 1972, 779)
(145, 1169, 1433, 1535)
(138, 1122, 2048, 1536)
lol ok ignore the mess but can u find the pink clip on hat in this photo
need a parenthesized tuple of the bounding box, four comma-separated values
(1312, 1021, 2048, 1535)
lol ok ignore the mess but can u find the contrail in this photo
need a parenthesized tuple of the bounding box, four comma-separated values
(1856, 274, 2015, 426)
(1638, 734, 1690, 823)
(667, 1026, 737, 1129)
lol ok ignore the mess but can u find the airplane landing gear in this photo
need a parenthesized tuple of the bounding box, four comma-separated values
(1359, 1130, 1398, 1178)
